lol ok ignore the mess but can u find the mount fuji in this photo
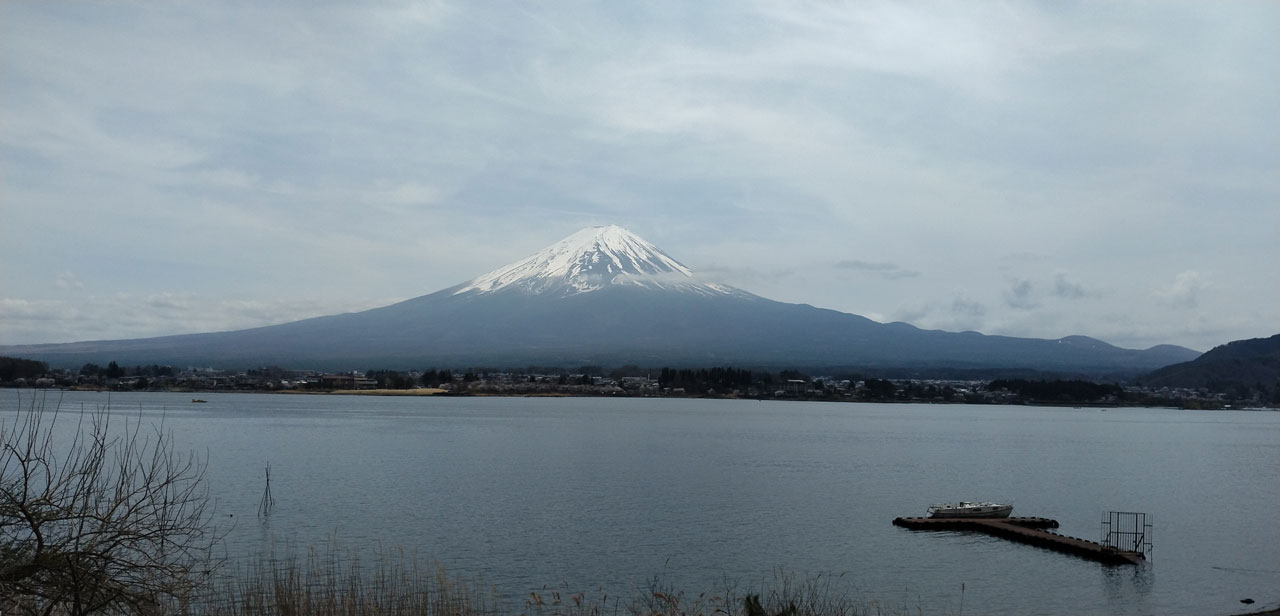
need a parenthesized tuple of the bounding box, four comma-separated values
(2, 225, 1198, 373)
(450, 225, 742, 299)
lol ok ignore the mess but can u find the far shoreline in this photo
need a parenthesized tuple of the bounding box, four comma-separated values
(24, 385, 1279, 411)
(278, 388, 447, 396)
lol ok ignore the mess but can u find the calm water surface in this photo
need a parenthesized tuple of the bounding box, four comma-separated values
(4, 390, 1277, 616)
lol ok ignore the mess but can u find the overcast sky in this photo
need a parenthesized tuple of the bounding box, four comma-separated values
(2, 2, 1276, 353)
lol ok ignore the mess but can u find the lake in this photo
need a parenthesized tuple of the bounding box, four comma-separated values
(3, 390, 1277, 615)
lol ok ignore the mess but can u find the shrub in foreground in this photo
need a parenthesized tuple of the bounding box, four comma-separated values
(1, 394, 219, 616)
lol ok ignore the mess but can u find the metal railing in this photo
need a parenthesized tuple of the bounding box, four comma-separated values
(1101, 511, 1153, 558)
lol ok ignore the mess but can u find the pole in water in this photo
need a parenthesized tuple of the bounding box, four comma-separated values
(257, 464, 275, 517)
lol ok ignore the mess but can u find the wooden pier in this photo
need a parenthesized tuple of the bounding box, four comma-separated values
(892, 517, 1146, 565)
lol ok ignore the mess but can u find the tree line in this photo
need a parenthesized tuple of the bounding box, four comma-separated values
(657, 367, 756, 392)
(988, 378, 1124, 402)
(78, 362, 175, 379)
(0, 357, 48, 381)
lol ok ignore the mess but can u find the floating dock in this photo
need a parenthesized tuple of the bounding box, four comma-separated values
(892, 517, 1145, 565)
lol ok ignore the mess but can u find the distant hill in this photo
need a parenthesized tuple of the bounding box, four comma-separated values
(0, 225, 1201, 375)
(1139, 334, 1280, 403)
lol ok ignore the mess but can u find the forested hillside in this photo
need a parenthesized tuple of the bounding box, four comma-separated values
(1139, 334, 1280, 403)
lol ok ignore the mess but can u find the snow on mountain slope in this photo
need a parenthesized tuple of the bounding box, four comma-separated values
(453, 225, 740, 297)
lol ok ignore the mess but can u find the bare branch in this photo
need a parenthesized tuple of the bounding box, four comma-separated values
(2, 392, 223, 615)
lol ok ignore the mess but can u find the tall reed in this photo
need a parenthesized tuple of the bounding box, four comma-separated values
(189, 547, 894, 616)
(195, 545, 492, 616)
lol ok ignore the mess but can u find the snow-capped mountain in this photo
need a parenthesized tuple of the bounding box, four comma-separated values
(0, 225, 1200, 373)
(452, 225, 737, 297)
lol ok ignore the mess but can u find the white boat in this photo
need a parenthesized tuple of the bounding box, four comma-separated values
(927, 501, 1013, 519)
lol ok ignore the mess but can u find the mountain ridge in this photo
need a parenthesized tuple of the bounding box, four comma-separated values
(0, 226, 1200, 374)
(1139, 334, 1279, 402)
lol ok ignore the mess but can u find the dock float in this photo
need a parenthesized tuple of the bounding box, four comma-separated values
(892, 517, 1145, 565)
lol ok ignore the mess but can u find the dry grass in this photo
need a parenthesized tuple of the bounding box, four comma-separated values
(184, 547, 892, 616)
(193, 546, 492, 616)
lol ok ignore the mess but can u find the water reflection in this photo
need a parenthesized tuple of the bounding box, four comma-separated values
(1102, 562, 1154, 614)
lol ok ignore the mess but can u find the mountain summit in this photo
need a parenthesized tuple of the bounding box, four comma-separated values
(0, 225, 1200, 373)
(453, 225, 735, 297)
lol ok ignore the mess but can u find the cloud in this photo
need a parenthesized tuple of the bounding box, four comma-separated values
(0, 294, 393, 345)
(371, 180, 443, 208)
(951, 298, 987, 319)
(1052, 273, 1088, 299)
(695, 264, 797, 286)
(1157, 270, 1209, 308)
(1001, 252, 1050, 263)
(752, 2, 1050, 101)
(1004, 278, 1037, 309)
(892, 306, 930, 325)
(55, 271, 85, 290)
(834, 260, 920, 280)
(893, 295, 988, 333)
